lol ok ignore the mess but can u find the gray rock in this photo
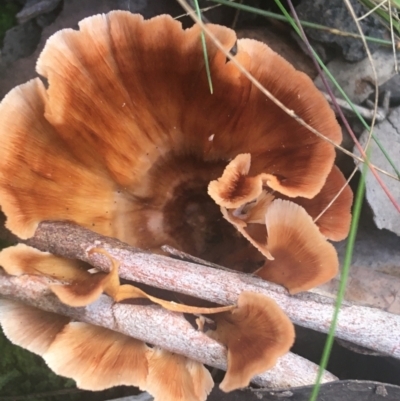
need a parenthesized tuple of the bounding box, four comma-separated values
(319, 209, 400, 314)
(0, 20, 41, 67)
(16, 0, 62, 24)
(381, 73, 400, 106)
(314, 49, 397, 104)
(35, 6, 62, 29)
(336, 209, 400, 270)
(108, 393, 153, 401)
(296, 0, 388, 62)
(355, 107, 400, 236)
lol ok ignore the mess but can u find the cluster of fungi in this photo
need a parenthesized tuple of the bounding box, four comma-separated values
(0, 11, 352, 401)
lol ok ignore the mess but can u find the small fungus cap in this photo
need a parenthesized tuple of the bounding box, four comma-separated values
(208, 291, 295, 392)
(208, 154, 350, 293)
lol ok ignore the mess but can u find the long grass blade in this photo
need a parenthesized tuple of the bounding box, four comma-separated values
(193, 0, 213, 94)
(209, 0, 394, 45)
(273, 1, 400, 216)
(212, 0, 400, 180)
(308, 154, 368, 401)
(359, 0, 400, 36)
(274, 0, 400, 181)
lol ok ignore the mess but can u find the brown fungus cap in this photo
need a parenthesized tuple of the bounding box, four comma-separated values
(0, 243, 89, 280)
(208, 153, 264, 208)
(0, 244, 235, 313)
(0, 300, 70, 356)
(257, 199, 339, 294)
(0, 10, 352, 400)
(0, 244, 118, 307)
(208, 291, 295, 392)
(209, 154, 352, 243)
(292, 165, 353, 241)
(209, 154, 343, 293)
(146, 348, 214, 401)
(0, 78, 117, 240)
(0, 299, 213, 400)
(43, 322, 150, 391)
(0, 11, 344, 262)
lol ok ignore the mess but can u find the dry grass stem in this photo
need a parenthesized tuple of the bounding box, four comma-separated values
(22, 221, 400, 359)
(314, 166, 358, 224)
(321, 92, 389, 122)
(0, 272, 337, 389)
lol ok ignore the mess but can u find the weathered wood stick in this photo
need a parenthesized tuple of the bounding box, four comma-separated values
(24, 221, 400, 359)
(0, 272, 337, 388)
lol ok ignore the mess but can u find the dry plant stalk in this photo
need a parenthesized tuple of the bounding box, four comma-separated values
(23, 221, 400, 360)
(0, 271, 337, 389)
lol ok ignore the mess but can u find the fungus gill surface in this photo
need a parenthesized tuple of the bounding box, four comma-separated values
(0, 11, 352, 401)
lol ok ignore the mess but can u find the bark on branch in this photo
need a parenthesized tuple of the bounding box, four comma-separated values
(0, 272, 336, 388)
(3, 220, 398, 388)
(23, 221, 400, 360)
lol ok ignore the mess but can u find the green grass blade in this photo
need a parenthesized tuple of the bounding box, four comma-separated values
(209, 0, 394, 45)
(0, 2, 21, 45)
(276, 0, 369, 391)
(308, 156, 368, 401)
(272, 0, 400, 179)
(358, 0, 400, 36)
(209, 0, 400, 177)
(262, 2, 382, 398)
(194, 0, 213, 94)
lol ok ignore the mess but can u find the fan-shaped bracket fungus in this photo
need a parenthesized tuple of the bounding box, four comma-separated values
(0, 9, 353, 401)
(207, 291, 295, 392)
(0, 245, 217, 398)
(0, 245, 295, 398)
(208, 154, 343, 294)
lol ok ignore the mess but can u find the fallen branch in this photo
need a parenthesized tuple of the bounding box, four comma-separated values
(24, 221, 400, 359)
(0, 272, 336, 388)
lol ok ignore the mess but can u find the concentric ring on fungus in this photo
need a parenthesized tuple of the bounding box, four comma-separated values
(0, 11, 352, 401)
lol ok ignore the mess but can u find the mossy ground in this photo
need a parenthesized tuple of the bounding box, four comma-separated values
(0, 1, 21, 46)
(0, 328, 142, 400)
(0, 329, 80, 401)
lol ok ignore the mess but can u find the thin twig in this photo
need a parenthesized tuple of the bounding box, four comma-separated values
(388, 0, 399, 72)
(230, 0, 243, 29)
(174, 4, 221, 20)
(0, 272, 337, 389)
(23, 221, 400, 359)
(357, 0, 388, 20)
(321, 90, 389, 122)
(285, 1, 363, 226)
(314, 166, 358, 224)
(343, 0, 379, 155)
(341, 0, 400, 216)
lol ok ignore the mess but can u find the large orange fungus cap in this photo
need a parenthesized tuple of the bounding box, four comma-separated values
(0, 11, 352, 400)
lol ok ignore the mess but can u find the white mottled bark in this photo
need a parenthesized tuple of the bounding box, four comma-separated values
(25, 222, 400, 360)
(0, 272, 336, 388)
